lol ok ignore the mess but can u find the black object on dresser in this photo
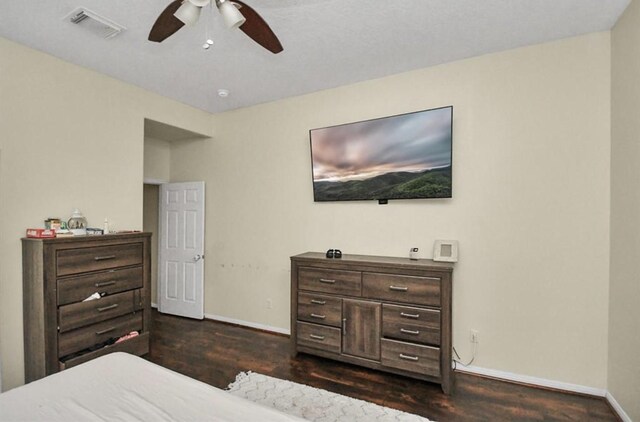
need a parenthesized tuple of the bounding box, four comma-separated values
(290, 252, 454, 394)
(22, 232, 152, 383)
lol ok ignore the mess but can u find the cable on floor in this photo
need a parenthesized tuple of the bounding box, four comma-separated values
(452, 341, 477, 370)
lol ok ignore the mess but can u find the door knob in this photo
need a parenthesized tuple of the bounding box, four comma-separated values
(193, 254, 204, 262)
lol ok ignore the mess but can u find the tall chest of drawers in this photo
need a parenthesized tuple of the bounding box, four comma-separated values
(291, 252, 454, 393)
(22, 233, 152, 383)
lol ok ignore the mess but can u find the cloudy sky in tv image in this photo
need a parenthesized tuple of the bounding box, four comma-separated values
(311, 107, 452, 182)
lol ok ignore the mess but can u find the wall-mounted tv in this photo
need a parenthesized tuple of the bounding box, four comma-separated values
(309, 106, 453, 203)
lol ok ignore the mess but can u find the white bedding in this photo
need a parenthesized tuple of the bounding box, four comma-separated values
(0, 352, 306, 421)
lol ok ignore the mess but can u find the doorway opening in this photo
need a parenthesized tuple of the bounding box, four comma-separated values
(143, 118, 209, 318)
(143, 183, 161, 306)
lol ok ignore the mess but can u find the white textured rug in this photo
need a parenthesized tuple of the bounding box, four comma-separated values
(227, 372, 432, 422)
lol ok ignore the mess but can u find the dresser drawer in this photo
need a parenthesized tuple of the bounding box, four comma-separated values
(381, 338, 440, 378)
(297, 292, 342, 327)
(363, 273, 441, 307)
(382, 304, 440, 346)
(299, 267, 361, 296)
(57, 267, 143, 306)
(58, 291, 136, 333)
(296, 321, 341, 354)
(58, 313, 143, 358)
(60, 332, 150, 370)
(56, 243, 143, 276)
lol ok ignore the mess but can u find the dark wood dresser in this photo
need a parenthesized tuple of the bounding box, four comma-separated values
(291, 252, 454, 393)
(22, 232, 152, 382)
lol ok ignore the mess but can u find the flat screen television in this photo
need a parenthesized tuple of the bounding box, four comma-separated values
(309, 105, 453, 202)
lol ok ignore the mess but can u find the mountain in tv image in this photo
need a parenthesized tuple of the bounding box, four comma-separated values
(313, 166, 451, 201)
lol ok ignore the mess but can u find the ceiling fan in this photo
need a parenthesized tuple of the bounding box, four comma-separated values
(148, 0, 283, 54)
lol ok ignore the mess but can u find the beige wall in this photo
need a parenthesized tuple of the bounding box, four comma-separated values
(609, 1, 640, 419)
(0, 37, 212, 390)
(171, 33, 612, 389)
(144, 137, 171, 182)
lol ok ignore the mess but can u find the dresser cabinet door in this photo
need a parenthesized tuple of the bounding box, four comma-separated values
(342, 299, 381, 360)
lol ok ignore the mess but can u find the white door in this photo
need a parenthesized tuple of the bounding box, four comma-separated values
(158, 181, 205, 319)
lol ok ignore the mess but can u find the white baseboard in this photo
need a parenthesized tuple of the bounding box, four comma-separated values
(605, 391, 632, 422)
(455, 364, 607, 397)
(203, 312, 290, 336)
(152, 303, 290, 335)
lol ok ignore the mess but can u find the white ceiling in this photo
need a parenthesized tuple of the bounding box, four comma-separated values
(0, 0, 630, 113)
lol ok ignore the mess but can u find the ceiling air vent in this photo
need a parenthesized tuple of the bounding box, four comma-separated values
(65, 7, 125, 39)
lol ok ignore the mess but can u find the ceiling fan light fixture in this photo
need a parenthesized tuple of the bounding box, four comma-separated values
(187, 0, 211, 6)
(174, 1, 202, 26)
(217, 0, 246, 29)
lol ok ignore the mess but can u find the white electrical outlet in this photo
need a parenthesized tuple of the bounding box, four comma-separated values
(470, 329, 479, 344)
(266, 299, 273, 310)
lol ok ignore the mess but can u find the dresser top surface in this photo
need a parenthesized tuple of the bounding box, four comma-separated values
(22, 232, 151, 243)
(291, 252, 454, 272)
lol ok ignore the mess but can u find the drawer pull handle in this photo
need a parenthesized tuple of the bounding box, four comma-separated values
(95, 327, 115, 336)
(310, 313, 326, 320)
(389, 286, 409, 292)
(310, 299, 326, 305)
(309, 334, 325, 341)
(95, 281, 116, 288)
(400, 312, 420, 319)
(94, 255, 116, 261)
(399, 353, 419, 362)
(97, 304, 119, 312)
(342, 318, 347, 335)
(319, 278, 336, 284)
(400, 328, 420, 335)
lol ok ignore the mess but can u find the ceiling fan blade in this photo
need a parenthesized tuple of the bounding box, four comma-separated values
(149, 0, 186, 43)
(234, 0, 283, 54)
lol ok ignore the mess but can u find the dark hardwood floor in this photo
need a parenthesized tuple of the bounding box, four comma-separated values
(147, 311, 618, 421)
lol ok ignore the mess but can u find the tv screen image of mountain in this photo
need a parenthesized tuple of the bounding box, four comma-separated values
(309, 106, 453, 202)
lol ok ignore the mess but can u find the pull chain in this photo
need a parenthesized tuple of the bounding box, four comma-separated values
(203, 2, 214, 50)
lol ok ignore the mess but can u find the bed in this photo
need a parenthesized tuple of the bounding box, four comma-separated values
(0, 352, 305, 421)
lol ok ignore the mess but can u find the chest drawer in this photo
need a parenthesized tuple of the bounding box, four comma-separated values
(56, 243, 143, 277)
(381, 338, 440, 378)
(58, 312, 143, 358)
(296, 321, 341, 354)
(297, 292, 342, 327)
(57, 267, 143, 306)
(382, 304, 440, 346)
(363, 272, 441, 307)
(299, 267, 361, 296)
(58, 290, 136, 333)
(60, 332, 150, 370)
